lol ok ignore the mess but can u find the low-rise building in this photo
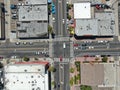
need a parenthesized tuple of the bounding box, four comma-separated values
(4, 61, 50, 90)
(74, 1, 115, 36)
(17, 0, 48, 39)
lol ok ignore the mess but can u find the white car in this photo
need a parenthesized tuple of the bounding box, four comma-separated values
(15, 42, 20, 45)
(35, 51, 40, 55)
(62, 19, 65, 23)
(98, 40, 103, 43)
(89, 46, 94, 49)
(52, 17, 55, 21)
(23, 42, 27, 45)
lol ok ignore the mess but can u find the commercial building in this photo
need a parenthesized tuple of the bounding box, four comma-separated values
(17, 0, 48, 39)
(74, 2, 115, 36)
(69, 0, 106, 4)
(18, 5, 47, 21)
(4, 61, 50, 90)
(74, 2, 91, 19)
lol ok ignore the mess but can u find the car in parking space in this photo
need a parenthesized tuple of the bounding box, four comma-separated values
(10, 4, 17, 9)
(73, 43, 78, 47)
(88, 46, 94, 49)
(52, 17, 55, 22)
(12, 15, 18, 19)
(23, 42, 27, 45)
(11, 10, 17, 14)
(98, 40, 104, 43)
(0, 57, 3, 59)
(29, 42, 33, 45)
(51, 3, 56, 14)
(35, 51, 40, 55)
(15, 42, 20, 45)
(62, 19, 65, 23)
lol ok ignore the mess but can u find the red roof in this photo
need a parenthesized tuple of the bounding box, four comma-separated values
(15, 61, 49, 65)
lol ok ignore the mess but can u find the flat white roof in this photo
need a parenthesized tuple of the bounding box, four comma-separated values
(5, 73, 48, 90)
(4, 64, 49, 90)
(74, 3, 91, 19)
(18, 5, 48, 21)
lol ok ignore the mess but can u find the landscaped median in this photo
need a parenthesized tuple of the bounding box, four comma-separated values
(69, 61, 81, 87)
(80, 85, 92, 90)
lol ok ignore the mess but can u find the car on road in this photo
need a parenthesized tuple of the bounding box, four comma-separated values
(11, 10, 17, 14)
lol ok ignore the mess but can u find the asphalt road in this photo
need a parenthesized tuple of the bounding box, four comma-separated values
(54, 61, 70, 90)
(74, 48, 120, 56)
(0, 42, 49, 58)
(53, 0, 70, 90)
(53, 41, 70, 58)
(63, 63, 70, 90)
(54, 62, 60, 90)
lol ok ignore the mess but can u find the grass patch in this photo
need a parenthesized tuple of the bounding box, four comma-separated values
(69, 77, 74, 86)
(80, 85, 92, 90)
(75, 61, 80, 71)
(69, 68, 74, 73)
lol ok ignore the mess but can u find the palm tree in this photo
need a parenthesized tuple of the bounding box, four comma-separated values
(23, 57, 30, 62)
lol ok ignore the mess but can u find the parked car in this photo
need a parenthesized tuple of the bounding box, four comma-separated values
(51, 3, 56, 14)
(12, 15, 18, 19)
(29, 42, 33, 45)
(23, 42, 27, 45)
(10, 4, 17, 9)
(15, 42, 20, 45)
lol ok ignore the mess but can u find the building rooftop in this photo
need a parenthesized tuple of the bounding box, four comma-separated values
(74, 3, 91, 19)
(25, 0, 47, 5)
(4, 61, 49, 90)
(18, 5, 48, 21)
(15, 61, 49, 65)
(17, 21, 48, 38)
(70, 0, 106, 4)
(96, 12, 115, 36)
(75, 12, 115, 36)
(75, 19, 98, 36)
